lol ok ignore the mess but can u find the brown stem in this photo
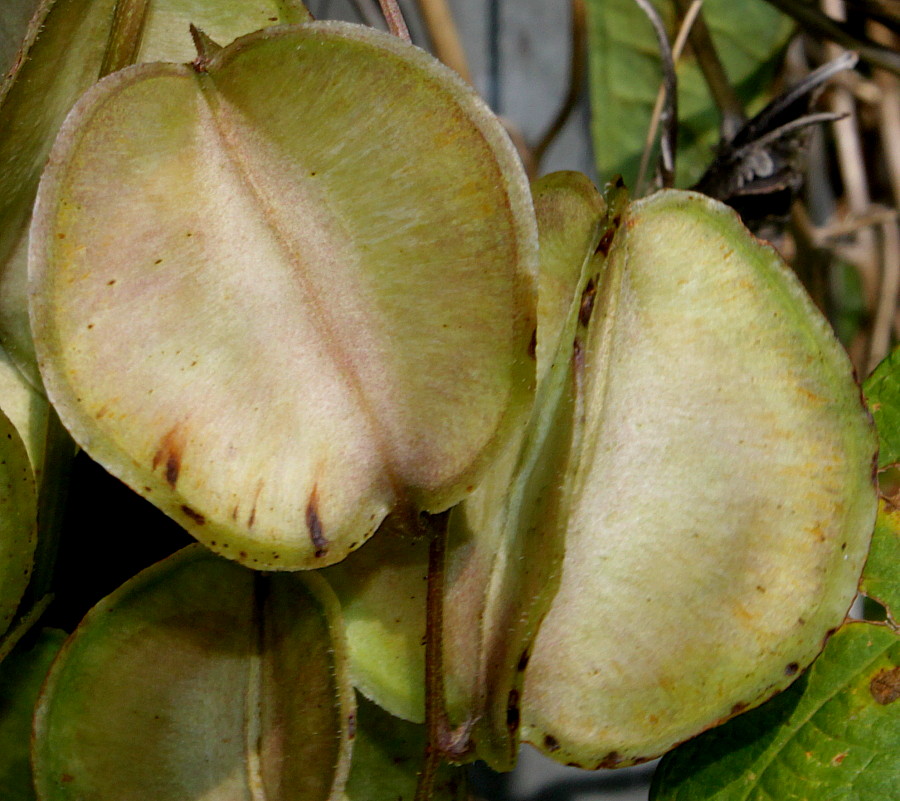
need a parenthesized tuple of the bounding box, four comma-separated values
(378, 0, 412, 42)
(636, 0, 702, 195)
(414, 510, 452, 801)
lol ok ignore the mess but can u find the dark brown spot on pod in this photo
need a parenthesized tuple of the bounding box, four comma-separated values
(730, 702, 748, 716)
(152, 426, 184, 488)
(517, 650, 530, 672)
(528, 327, 537, 360)
(573, 336, 583, 367)
(785, 662, 799, 676)
(506, 689, 520, 733)
(579, 278, 596, 327)
(347, 712, 357, 739)
(543, 734, 560, 752)
(870, 666, 900, 705)
(180, 505, 205, 525)
(595, 227, 615, 256)
(164, 454, 179, 486)
(306, 489, 329, 558)
(595, 751, 622, 769)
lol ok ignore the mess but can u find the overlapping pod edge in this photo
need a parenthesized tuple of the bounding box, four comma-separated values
(324, 175, 878, 771)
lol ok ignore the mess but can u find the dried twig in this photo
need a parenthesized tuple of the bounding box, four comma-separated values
(378, 0, 411, 41)
(870, 218, 900, 371)
(633, 0, 678, 188)
(822, 3, 879, 324)
(532, 0, 588, 168)
(764, 0, 900, 74)
(416, 0, 473, 83)
(869, 19, 900, 362)
(636, 0, 703, 195)
(672, 0, 745, 139)
(814, 207, 899, 241)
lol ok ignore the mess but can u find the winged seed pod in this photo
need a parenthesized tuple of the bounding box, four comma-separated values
(33, 545, 355, 801)
(521, 188, 878, 768)
(29, 22, 537, 570)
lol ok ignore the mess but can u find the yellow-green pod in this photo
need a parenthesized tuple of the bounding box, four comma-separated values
(522, 189, 878, 768)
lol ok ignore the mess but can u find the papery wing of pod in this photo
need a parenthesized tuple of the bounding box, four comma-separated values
(521, 189, 878, 768)
(29, 22, 537, 569)
(33, 545, 354, 801)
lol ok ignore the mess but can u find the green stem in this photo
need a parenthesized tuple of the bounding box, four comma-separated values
(0, 593, 52, 663)
(414, 509, 452, 801)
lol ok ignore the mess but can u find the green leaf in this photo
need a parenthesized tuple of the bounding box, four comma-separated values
(342, 694, 466, 801)
(585, 0, 793, 189)
(33, 545, 354, 801)
(521, 190, 878, 768)
(864, 345, 900, 468)
(0, 0, 312, 388)
(862, 502, 900, 621)
(651, 621, 900, 801)
(30, 22, 537, 569)
(0, 629, 66, 800)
